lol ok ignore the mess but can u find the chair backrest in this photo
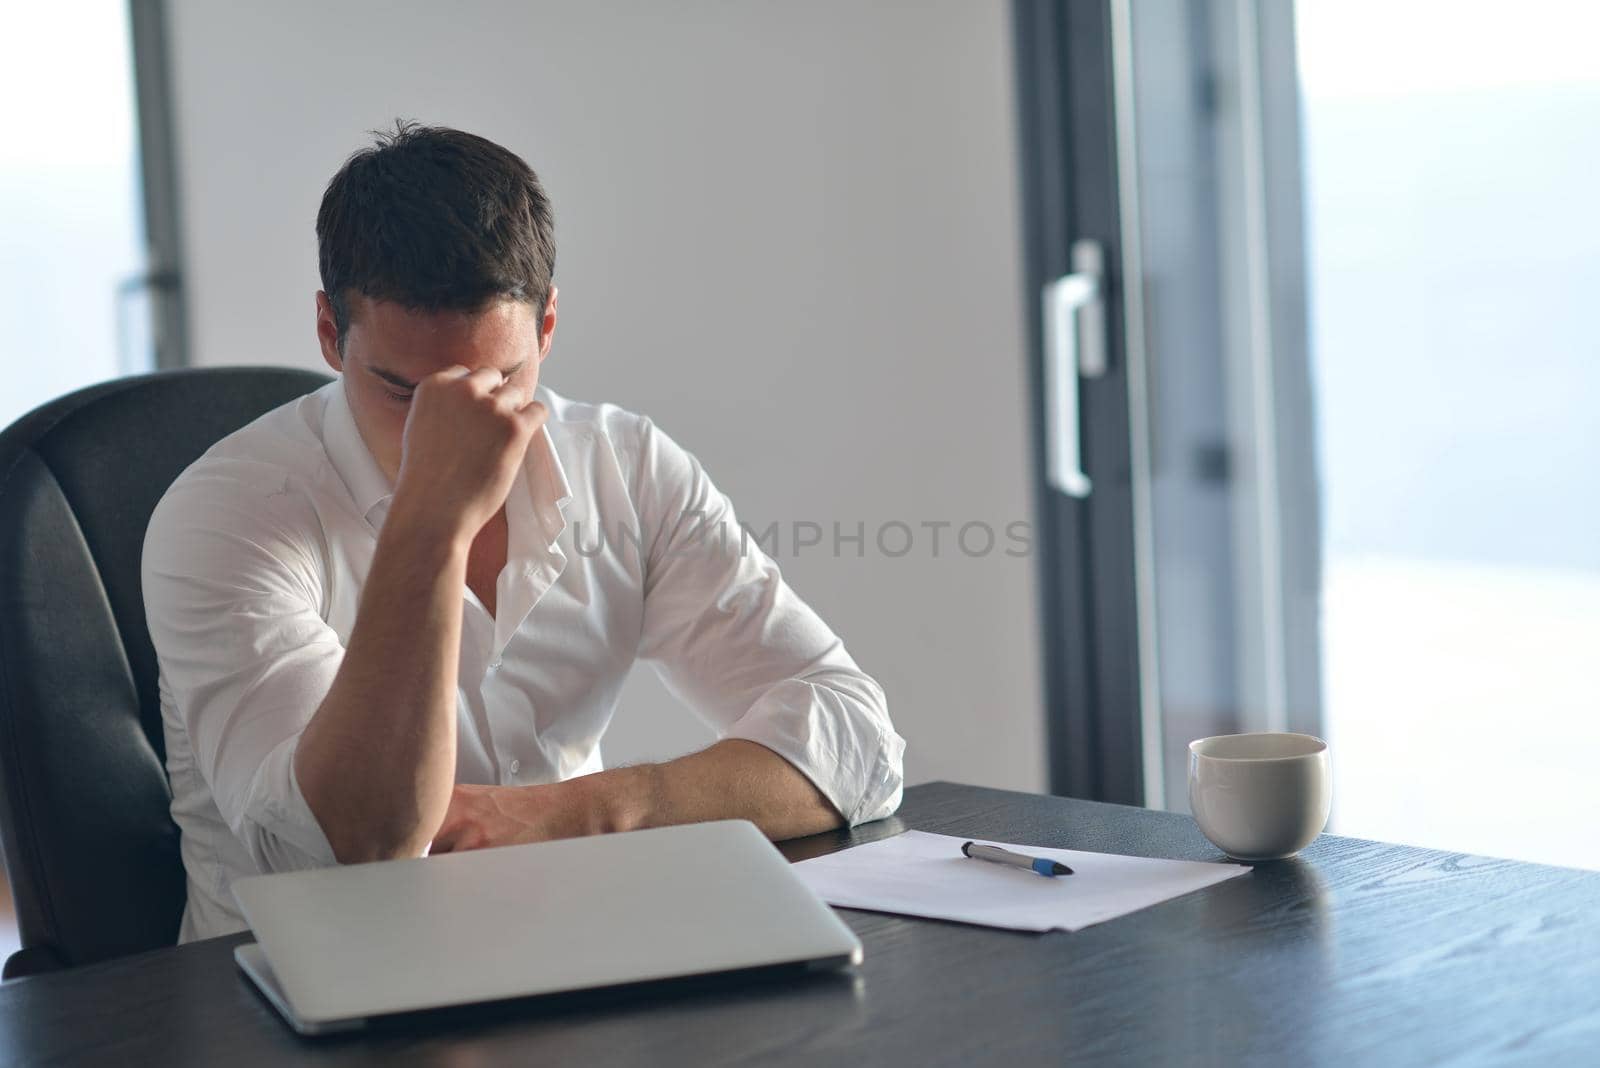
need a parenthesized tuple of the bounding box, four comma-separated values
(0, 366, 333, 976)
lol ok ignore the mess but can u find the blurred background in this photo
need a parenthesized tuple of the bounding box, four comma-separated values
(3, 0, 1596, 958)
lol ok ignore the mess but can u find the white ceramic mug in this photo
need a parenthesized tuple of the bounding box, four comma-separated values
(1188, 732, 1331, 861)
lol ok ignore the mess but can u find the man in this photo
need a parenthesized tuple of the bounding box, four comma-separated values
(142, 121, 905, 942)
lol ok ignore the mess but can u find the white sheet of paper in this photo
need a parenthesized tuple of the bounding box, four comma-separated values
(793, 830, 1251, 932)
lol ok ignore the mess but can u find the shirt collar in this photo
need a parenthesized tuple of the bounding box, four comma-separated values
(533, 389, 574, 524)
(324, 379, 396, 522)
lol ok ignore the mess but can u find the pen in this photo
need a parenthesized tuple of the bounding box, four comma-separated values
(961, 841, 1074, 877)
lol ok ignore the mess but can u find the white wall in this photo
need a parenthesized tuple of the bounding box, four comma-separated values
(165, 0, 1045, 793)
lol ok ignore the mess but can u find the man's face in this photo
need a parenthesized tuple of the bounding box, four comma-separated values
(314, 290, 557, 482)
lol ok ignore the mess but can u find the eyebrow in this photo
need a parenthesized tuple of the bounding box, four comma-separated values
(368, 360, 527, 392)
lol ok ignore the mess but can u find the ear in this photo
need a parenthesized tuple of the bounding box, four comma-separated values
(537, 286, 558, 362)
(315, 291, 343, 373)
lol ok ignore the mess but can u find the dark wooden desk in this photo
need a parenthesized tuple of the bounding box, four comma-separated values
(3, 782, 1598, 1065)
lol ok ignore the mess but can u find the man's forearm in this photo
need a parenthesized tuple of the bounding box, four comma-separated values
(593, 739, 845, 842)
(294, 506, 471, 863)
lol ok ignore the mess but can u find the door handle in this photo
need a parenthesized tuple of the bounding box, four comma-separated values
(1042, 239, 1107, 498)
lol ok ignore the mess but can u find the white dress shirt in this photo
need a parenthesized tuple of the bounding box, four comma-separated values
(141, 378, 904, 942)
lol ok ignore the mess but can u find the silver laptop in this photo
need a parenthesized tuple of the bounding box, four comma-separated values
(232, 819, 862, 1035)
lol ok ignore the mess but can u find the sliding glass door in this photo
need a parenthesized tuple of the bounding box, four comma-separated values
(0, 0, 186, 433)
(1017, 0, 1599, 869)
(1296, 0, 1600, 867)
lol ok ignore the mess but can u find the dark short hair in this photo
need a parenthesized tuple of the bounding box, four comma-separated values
(316, 120, 556, 351)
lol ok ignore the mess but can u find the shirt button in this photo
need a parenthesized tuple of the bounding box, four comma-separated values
(508, 759, 521, 775)
(489, 655, 502, 670)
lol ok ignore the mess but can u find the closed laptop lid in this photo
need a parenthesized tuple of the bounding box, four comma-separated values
(232, 819, 862, 1027)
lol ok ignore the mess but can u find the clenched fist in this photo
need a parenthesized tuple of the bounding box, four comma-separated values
(390, 364, 547, 544)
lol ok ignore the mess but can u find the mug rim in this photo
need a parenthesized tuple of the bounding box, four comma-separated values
(1189, 731, 1327, 762)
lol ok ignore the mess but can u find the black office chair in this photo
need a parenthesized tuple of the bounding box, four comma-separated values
(0, 366, 333, 978)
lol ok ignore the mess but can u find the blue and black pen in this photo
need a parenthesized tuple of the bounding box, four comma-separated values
(961, 840, 1074, 877)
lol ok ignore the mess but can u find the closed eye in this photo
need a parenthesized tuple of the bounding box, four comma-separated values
(385, 389, 413, 403)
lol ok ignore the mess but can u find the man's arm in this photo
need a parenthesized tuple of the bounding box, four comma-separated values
(294, 366, 545, 862)
(290, 514, 469, 863)
(431, 413, 904, 855)
(431, 739, 840, 853)
(626, 738, 846, 839)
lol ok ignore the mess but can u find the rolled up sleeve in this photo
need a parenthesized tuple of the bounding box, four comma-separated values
(630, 417, 905, 826)
(142, 462, 341, 872)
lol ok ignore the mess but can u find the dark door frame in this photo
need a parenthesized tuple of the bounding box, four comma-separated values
(129, 0, 190, 370)
(1013, 0, 1146, 804)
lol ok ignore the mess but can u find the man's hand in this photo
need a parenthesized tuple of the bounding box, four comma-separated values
(392, 365, 546, 544)
(429, 779, 608, 854)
